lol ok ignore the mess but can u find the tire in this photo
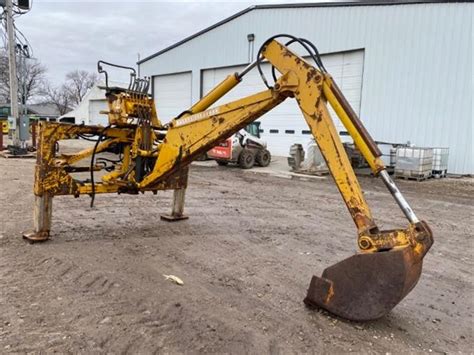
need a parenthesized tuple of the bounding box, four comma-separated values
(216, 160, 229, 166)
(238, 149, 255, 169)
(255, 149, 271, 167)
(196, 153, 208, 161)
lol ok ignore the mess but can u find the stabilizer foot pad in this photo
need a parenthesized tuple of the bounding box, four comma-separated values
(160, 215, 189, 222)
(22, 231, 50, 243)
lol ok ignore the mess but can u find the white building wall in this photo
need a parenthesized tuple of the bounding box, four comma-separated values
(153, 72, 193, 122)
(201, 50, 365, 156)
(60, 82, 128, 125)
(139, 3, 473, 174)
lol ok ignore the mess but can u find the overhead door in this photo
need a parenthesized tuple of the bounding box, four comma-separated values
(153, 72, 192, 123)
(201, 50, 364, 156)
(88, 99, 108, 126)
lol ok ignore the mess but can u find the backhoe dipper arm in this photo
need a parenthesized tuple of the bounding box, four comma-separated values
(140, 39, 433, 321)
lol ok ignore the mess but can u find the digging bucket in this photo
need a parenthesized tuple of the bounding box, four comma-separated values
(304, 223, 433, 321)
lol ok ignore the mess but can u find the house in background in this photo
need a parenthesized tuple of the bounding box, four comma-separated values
(60, 81, 127, 126)
(0, 103, 61, 130)
(27, 103, 61, 121)
(0, 103, 60, 121)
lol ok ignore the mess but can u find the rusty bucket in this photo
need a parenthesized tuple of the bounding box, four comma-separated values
(304, 243, 430, 321)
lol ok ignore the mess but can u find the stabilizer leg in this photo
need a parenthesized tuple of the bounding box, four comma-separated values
(23, 194, 52, 242)
(160, 188, 189, 222)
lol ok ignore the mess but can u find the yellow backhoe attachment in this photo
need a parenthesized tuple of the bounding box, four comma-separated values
(25, 36, 433, 321)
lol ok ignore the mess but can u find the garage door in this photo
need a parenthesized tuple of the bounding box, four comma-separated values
(88, 99, 108, 126)
(201, 50, 364, 156)
(153, 72, 192, 123)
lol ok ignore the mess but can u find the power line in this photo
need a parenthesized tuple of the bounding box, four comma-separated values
(13, 21, 32, 55)
(0, 0, 33, 153)
(0, 2, 34, 55)
(12, 0, 33, 16)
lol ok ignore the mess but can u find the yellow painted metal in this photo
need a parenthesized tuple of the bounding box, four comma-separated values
(33, 121, 134, 196)
(78, 183, 120, 194)
(31, 38, 428, 254)
(101, 169, 124, 183)
(137, 148, 159, 157)
(186, 73, 241, 116)
(322, 78, 384, 173)
(134, 71, 242, 187)
(59, 138, 122, 165)
(28, 38, 434, 321)
(301, 98, 376, 234)
(139, 84, 287, 187)
(261, 40, 376, 234)
(106, 90, 161, 127)
(101, 144, 132, 183)
(1, 119, 8, 134)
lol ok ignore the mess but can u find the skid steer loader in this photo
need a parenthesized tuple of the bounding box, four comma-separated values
(23, 35, 433, 322)
(208, 122, 271, 169)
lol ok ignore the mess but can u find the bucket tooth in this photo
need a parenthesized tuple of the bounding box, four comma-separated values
(304, 246, 424, 321)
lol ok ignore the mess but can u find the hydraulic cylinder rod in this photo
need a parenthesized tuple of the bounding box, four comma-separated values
(379, 170, 419, 223)
(237, 61, 258, 79)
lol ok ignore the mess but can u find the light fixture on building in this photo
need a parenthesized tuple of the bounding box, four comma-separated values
(247, 33, 255, 62)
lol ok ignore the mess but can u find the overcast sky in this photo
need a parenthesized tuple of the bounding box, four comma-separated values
(11, 0, 323, 87)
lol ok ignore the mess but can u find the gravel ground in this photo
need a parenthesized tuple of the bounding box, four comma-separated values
(0, 157, 472, 353)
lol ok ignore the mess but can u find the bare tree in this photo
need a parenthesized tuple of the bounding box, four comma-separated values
(21, 60, 48, 103)
(63, 70, 99, 107)
(0, 50, 47, 104)
(40, 83, 72, 116)
(38, 69, 98, 116)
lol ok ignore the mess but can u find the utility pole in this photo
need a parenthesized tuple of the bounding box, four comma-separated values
(18, 44, 29, 116)
(5, 0, 20, 148)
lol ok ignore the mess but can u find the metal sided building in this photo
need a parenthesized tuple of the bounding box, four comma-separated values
(138, 1, 473, 175)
